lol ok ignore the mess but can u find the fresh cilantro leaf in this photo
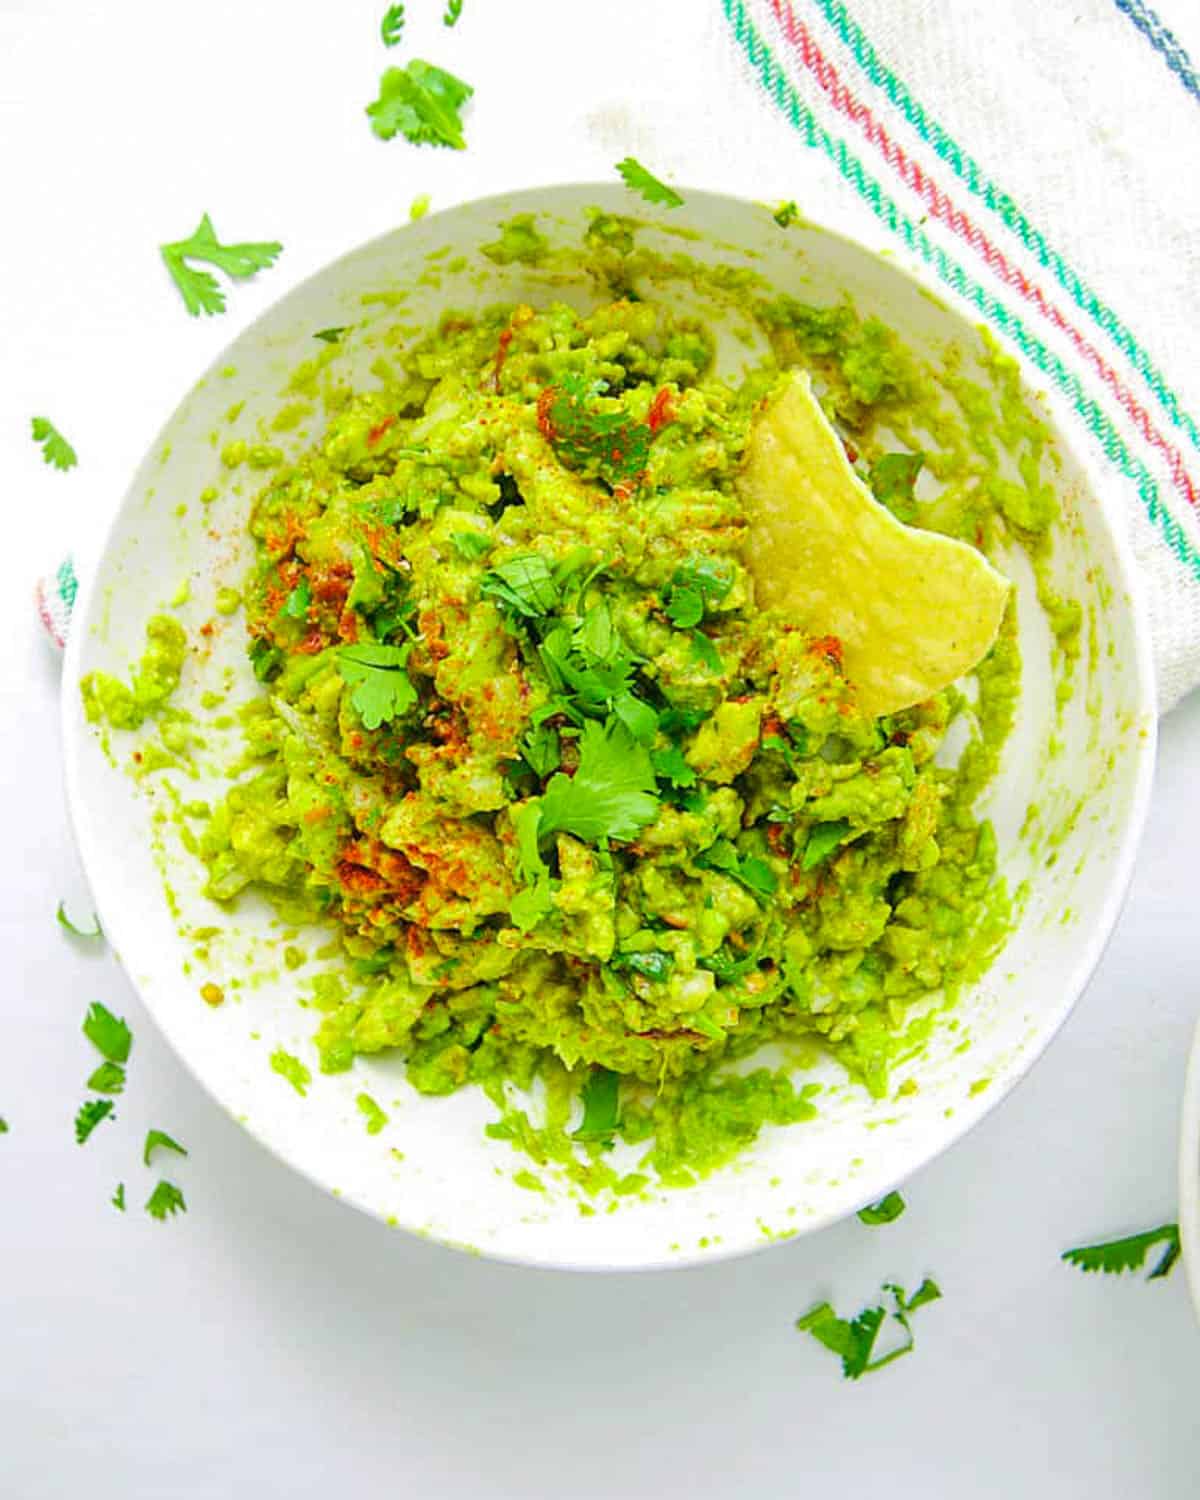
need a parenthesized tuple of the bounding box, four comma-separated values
(609, 949, 674, 982)
(802, 819, 851, 871)
(869, 452, 924, 524)
(797, 1279, 940, 1380)
(336, 642, 417, 730)
(481, 554, 560, 618)
(615, 157, 684, 209)
(650, 745, 697, 789)
(281, 578, 311, 620)
(573, 1067, 620, 1142)
(112, 1182, 125, 1211)
(160, 213, 282, 317)
(366, 60, 473, 149)
(82, 1002, 132, 1064)
(773, 200, 800, 228)
(31, 417, 77, 471)
(611, 691, 658, 746)
(270, 1048, 312, 1097)
(75, 1098, 114, 1145)
(700, 944, 761, 981)
(450, 529, 492, 561)
(313, 326, 348, 343)
(675, 557, 735, 608)
(1062, 1223, 1181, 1281)
(443, 0, 463, 24)
(57, 901, 102, 939)
(690, 629, 723, 674)
(659, 705, 707, 740)
(380, 2, 405, 45)
(520, 724, 560, 778)
(0, 1117, 8, 1134)
(143, 1128, 188, 1166)
(858, 1191, 906, 1226)
(357, 1093, 389, 1134)
(510, 882, 554, 931)
(249, 637, 283, 682)
(146, 1181, 187, 1221)
(514, 800, 549, 885)
(698, 840, 777, 899)
(666, 586, 703, 629)
(537, 371, 651, 488)
(87, 1062, 125, 1095)
(539, 718, 658, 844)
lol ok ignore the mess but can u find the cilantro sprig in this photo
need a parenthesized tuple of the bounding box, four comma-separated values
(615, 157, 684, 209)
(797, 1278, 941, 1380)
(336, 643, 417, 730)
(31, 417, 77, 471)
(160, 213, 282, 317)
(539, 718, 658, 844)
(1062, 1223, 1181, 1281)
(367, 60, 473, 149)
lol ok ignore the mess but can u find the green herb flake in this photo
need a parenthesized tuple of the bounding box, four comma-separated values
(858, 1190, 906, 1226)
(573, 1067, 620, 1143)
(143, 1129, 188, 1166)
(366, 60, 473, 149)
(281, 578, 311, 620)
(1061, 1223, 1181, 1281)
(538, 371, 651, 488)
(270, 1047, 312, 1097)
(112, 1182, 125, 1211)
(357, 1093, 389, 1134)
(57, 901, 102, 940)
(443, 0, 463, 24)
(802, 819, 851, 871)
(313, 326, 349, 344)
(336, 643, 418, 730)
(797, 1278, 941, 1380)
(75, 1098, 115, 1145)
(146, 1181, 187, 1221)
(82, 1002, 132, 1064)
(615, 157, 684, 209)
(773, 201, 800, 228)
(380, 2, 405, 46)
(31, 417, 78, 471)
(450, 529, 492, 561)
(87, 1062, 126, 1095)
(160, 213, 282, 317)
(539, 718, 659, 844)
(480, 554, 560, 618)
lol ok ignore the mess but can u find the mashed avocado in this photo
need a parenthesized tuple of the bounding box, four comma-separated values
(90, 239, 1056, 1191)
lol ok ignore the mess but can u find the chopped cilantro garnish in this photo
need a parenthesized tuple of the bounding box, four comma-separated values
(797, 1278, 941, 1380)
(87, 1062, 126, 1095)
(609, 949, 674, 982)
(313, 326, 348, 344)
(611, 690, 658, 746)
(336, 643, 417, 730)
(31, 417, 77, 471)
(802, 819, 851, 871)
(0, 1117, 8, 1134)
(615, 157, 684, 209)
(539, 718, 658, 844)
(367, 60, 473, 149)
(450, 529, 492, 561)
(519, 724, 561, 778)
(666, 587, 703, 629)
(573, 1067, 620, 1142)
(443, 0, 462, 24)
(666, 558, 734, 629)
(82, 1002, 132, 1064)
(145, 1181, 187, 1221)
(689, 629, 723, 675)
(270, 1047, 311, 1097)
(56, 901, 102, 939)
(75, 1098, 115, 1145)
(112, 1182, 125, 1211)
(650, 745, 696, 789)
(1061, 1223, 1181, 1281)
(773, 200, 800, 228)
(537, 371, 651, 488)
(143, 1129, 188, 1166)
(858, 1191, 906, 1226)
(357, 1093, 389, 1134)
(249, 637, 283, 682)
(380, 3, 405, 46)
(481, 554, 560, 618)
(698, 839, 778, 899)
(160, 213, 282, 317)
(281, 578, 311, 620)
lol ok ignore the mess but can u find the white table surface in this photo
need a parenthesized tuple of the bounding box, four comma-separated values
(2, 3, 1197, 1496)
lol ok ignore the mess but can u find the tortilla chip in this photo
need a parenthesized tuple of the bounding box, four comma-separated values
(737, 372, 1011, 717)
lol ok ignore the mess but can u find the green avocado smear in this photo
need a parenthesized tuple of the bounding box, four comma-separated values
(86, 219, 1063, 1195)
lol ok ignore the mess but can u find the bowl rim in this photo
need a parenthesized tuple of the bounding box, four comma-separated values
(1179, 1019, 1200, 1320)
(60, 179, 1160, 1271)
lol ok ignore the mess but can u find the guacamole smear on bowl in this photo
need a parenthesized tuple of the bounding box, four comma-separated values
(90, 251, 1063, 1192)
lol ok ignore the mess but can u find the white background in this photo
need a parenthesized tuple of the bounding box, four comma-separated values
(2, 2, 1198, 1496)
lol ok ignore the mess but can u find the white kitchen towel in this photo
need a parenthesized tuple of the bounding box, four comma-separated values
(36, 0, 1200, 709)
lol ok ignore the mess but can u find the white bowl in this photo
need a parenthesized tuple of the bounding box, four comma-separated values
(63, 183, 1156, 1270)
(1180, 1022, 1200, 1317)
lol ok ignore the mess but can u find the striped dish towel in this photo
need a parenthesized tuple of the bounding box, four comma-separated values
(715, 0, 1200, 709)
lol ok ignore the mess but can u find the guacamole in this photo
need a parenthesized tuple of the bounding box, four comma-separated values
(94, 241, 1059, 1191)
